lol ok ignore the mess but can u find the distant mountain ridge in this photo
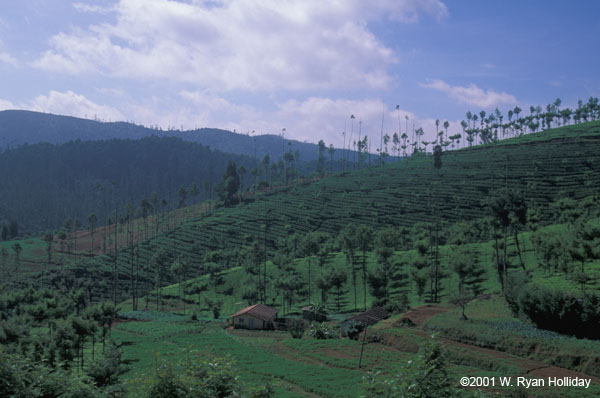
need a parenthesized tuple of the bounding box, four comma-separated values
(0, 110, 325, 161)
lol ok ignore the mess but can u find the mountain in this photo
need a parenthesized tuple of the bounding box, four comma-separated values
(0, 110, 327, 161)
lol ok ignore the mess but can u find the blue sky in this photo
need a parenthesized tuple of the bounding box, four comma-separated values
(0, 0, 598, 148)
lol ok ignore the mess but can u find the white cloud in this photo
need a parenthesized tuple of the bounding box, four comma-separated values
(34, 0, 447, 92)
(73, 3, 116, 14)
(0, 51, 18, 67)
(0, 98, 16, 110)
(25, 90, 125, 121)
(165, 91, 457, 150)
(420, 79, 517, 108)
(2, 89, 462, 152)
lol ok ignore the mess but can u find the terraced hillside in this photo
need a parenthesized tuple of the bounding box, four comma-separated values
(36, 121, 600, 298)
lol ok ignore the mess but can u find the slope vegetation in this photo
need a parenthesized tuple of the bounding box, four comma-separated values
(33, 120, 600, 300)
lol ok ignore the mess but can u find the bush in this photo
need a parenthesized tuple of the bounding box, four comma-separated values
(362, 336, 482, 398)
(341, 320, 364, 339)
(506, 277, 600, 339)
(308, 322, 336, 339)
(142, 352, 274, 398)
(86, 343, 129, 388)
(287, 319, 307, 339)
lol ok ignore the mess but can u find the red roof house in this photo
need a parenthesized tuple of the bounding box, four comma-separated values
(229, 304, 279, 330)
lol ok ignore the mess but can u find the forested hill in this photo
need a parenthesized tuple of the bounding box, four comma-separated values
(0, 110, 323, 161)
(0, 136, 260, 234)
(50, 120, 600, 301)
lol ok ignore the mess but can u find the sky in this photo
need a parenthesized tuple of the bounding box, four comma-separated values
(0, 0, 599, 148)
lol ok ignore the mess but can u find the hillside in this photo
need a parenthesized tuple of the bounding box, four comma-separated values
(0, 110, 327, 161)
(24, 120, 600, 300)
(0, 136, 259, 234)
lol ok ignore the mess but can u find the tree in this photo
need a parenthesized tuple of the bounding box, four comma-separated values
(8, 219, 18, 239)
(178, 185, 188, 208)
(170, 257, 190, 313)
(448, 246, 485, 319)
(189, 182, 200, 204)
(317, 140, 326, 176)
(217, 160, 241, 206)
(328, 267, 348, 312)
(433, 145, 442, 169)
(275, 267, 305, 314)
(488, 188, 528, 289)
(356, 225, 373, 310)
(12, 242, 22, 278)
(368, 228, 408, 312)
(204, 297, 223, 319)
(152, 249, 171, 310)
(299, 232, 322, 305)
(362, 337, 476, 398)
(0, 247, 8, 271)
(88, 213, 98, 255)
(328, 144, 335, 173)
(262, 154, 271, 185)
(86, 343, 129, 389)
(340, 226, 359, 309)
(44, 230, 54, 267)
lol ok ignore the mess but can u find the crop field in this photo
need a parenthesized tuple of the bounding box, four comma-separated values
(29, 121, 600, 301)
(115, 217, 598, 321)
(105, 298, 600, 398)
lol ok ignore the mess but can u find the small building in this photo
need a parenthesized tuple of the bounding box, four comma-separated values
(302, 305, 327, 322)
(340, 307, 389, 337)
(229, 304, 279, 330)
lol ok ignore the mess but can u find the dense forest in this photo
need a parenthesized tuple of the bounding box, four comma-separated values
(0, 136, 258, 234)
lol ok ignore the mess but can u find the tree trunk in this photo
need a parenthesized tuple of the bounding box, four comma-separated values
(362, 250, 367, 310)
(513, 229, 526, 271)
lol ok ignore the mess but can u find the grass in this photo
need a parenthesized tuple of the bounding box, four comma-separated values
(423, 296, 600, 378)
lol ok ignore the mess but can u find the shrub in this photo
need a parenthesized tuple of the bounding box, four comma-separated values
(341, 320, 364, 339)
(86, 343, 129, 388)
(308, 322, 336, 339)
(287, 319, 307, 339)
(142, 352, 274, 398)
(506, 278, 600, 339)
(362, 336, 482, 398)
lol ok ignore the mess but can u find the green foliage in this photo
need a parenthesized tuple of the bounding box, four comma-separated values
(287, 318, 307, 339)
(204, 297, 224, 319)
(361, 337, 479, 398)
(516, 283, 600, 339)
(217, 160, 241, 206)
(308, 322, 337, 339)
(86, 343, 130, 388)
(0, 349, 105, 398)
(0, 136, 259, 233)
(143, 352, 274, 398)
(424, 296, 600, 377)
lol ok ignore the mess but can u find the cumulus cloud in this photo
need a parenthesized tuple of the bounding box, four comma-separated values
(34, 0, 447, 92)
(152, 91, 457, 150)
(17, 90, 125, 121)
(0, 98, 16, 110)
(73, 3, 116, 14)
(0, 51, 18, 67)
(420, 79, 517, 108)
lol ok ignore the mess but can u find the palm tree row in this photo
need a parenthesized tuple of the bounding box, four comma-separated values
(462, 97, 600, 147)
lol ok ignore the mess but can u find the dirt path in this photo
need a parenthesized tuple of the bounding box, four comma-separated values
(399, 304, 453, 326)
(386, 304, 600, 383)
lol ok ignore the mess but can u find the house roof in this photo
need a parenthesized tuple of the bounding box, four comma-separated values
(342, 307, 389, 326)
(229, 304, 279, 322)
